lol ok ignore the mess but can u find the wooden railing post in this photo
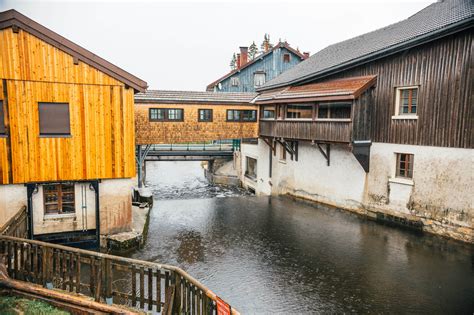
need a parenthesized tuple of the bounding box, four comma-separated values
(173, 272, 182, 314)
(105, 258, 113, 304)
(42, 246, 53, 289)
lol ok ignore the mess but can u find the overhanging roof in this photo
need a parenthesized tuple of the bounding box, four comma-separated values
(135, 90, 257, 105)
(259, 0, 473, 91)
(253, 75, 376, 104)
(0, 9, 148, 93)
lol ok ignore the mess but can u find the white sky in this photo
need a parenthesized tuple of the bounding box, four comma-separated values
(0, 0, 433, 91)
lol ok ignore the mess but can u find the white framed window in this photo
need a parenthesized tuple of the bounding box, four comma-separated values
(393, 86, 418, 119)
(254, 72, 266, 87)
(230, 77, 240, 86)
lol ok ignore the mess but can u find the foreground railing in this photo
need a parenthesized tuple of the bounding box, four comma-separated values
(0, 235, 238, 314)
(0, 206, 28, 239)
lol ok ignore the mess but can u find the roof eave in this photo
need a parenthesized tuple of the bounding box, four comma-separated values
(258, 18, 474, 92)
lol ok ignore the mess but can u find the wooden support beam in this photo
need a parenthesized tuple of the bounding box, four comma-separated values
(276, 139, 299, 161)
(316, 143, 330, 166)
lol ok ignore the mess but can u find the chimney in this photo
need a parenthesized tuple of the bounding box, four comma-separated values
(236, 53, 241, 69)
(240, 47, 248, 66)
(264, 41, 269, 52)
(303, 52, 310, 59)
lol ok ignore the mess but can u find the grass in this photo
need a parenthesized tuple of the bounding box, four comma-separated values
(0, 296, 70, 315)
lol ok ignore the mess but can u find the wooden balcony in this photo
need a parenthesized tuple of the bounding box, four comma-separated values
(259, 119, 352, 143)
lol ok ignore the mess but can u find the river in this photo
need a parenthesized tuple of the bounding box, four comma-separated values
(132, 161, 474, 314)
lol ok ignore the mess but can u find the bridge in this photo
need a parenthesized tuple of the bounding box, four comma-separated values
(143, 143, 235, 161)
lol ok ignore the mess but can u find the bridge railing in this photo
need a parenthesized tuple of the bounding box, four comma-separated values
(0, 235, 238, 315)
(149, 141, 234, 152)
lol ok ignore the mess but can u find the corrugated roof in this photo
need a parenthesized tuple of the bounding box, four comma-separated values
(135, 90, 257, 104)
(260, 0, 474, 91)
(0, 9, 148, 92)
(206, 42, 306, 90)
(254, 76, 376, 104)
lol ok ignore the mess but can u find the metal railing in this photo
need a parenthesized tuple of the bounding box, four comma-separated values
(0, 206, 28, 239)
(149, 142, 234, 152)
(0, 235, 239, 315)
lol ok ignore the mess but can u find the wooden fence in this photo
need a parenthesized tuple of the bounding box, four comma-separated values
(0, 206, 28, 238)
(0, 235, 238, 315)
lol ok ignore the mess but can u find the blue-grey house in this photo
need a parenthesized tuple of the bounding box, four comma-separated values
(207, 42, 308, 92)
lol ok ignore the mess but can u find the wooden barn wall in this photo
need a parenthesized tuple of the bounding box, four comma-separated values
(313, 28, 473, 148)
(0, 28, 136, 184)
(352, 88, 374, 142)
(135, 103, 259, 145)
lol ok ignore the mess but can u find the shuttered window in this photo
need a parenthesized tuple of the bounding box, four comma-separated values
(38, 102, 71, 136)
(0, 101, 5, 135)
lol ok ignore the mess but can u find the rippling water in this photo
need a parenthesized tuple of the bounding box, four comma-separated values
(134, 161, 474, 314)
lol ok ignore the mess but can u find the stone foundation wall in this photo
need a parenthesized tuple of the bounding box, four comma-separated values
(240, 141, 473, 243)
(100, 178, 133, 235)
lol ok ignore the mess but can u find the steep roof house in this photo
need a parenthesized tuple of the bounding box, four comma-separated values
(0, 9, 147, 248)
(207, 42, 309, 92)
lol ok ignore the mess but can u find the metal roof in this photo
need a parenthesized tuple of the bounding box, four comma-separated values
(0, 9, 148, 92)
(260, 0, 474, 91)
(135, 90, 257, 104)
(254, 75, 377, 104)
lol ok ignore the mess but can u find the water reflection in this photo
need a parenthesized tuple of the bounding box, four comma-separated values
(134, 161, 474, 314)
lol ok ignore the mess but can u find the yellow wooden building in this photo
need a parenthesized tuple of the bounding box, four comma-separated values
(0, 10, 147, 247)
(134, 90, 258, 145)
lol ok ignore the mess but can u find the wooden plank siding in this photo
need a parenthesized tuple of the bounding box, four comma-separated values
(135, 103, 259, 145)
(0, 28, 136, 184)
(259, 120, 352, 143)
(316, 28, 473, 148)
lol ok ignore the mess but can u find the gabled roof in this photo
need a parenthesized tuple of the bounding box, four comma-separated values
(206, 42, 306, 91)
(260, 0, 474, 91)
(254, 75, 377, 104)
(0, 9, 148, 92)
(135, 90, 257, 105)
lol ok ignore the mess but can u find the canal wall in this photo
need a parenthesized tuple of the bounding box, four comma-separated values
(204, 158, 240, 186)
(240, 140, 473, 243)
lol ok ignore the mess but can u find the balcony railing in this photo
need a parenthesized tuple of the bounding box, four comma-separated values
(259, 119, 352, 143)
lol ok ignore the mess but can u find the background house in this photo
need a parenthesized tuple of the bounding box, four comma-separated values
(207, 42, 309, 92)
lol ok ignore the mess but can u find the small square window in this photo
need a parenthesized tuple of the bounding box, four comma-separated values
(283, 54, 291, 63)
(39, 102, 70, 136)
(198, 109, 213, 122)
(230, 77, 240, 87)
(0, 100, 5, 135)
(150, 108, 165, 121)
(395, 87, 418, 116)
(254, 73, 266, 88)
(396, 153, 414, 179)
(245, 157, 257, 180)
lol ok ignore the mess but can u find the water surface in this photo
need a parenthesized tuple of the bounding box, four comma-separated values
(134, 161, 474, 314)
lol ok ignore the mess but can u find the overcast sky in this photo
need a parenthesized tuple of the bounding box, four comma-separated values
(0, 0, 433, 91)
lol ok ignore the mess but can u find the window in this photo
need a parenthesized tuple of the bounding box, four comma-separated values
(245, 157, 257, 180)
(395, 87, 418, 116)
(231, 77, 240, 86)
(262, 105, 276, 119)
(0, 101, 5, 135)
(396, 153, 414, 179)
(198, 109, 213, 122)
(150, 108, 165, 121)
(254, 72, 266, 88)
(227, 110, 257, 122)
(283, 53, 291, 63)
(43, 183, 75, 215)
(149, 108, 183, 122)
(168, 109, 183, 121)
(279, 144, 286, 161)
(286, 104, 313, 119)
(317, 102, 351, 119)
(38, 102, 70, 136)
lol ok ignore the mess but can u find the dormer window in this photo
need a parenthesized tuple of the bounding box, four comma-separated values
(283, 53, 291, 63)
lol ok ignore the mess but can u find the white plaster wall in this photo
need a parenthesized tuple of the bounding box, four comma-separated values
(368, 143, 474, 228)
(240, 141, 272, 195)
(100, 178, 133, 235)
(0, 185, 27, 228)
(33, 183, 96, 235)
